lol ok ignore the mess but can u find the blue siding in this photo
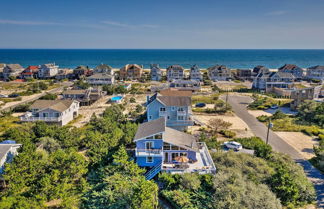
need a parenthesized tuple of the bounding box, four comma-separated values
(137, 156, 162, 167)
(136, 139, 163, 149)
(147, 99, 164, 121)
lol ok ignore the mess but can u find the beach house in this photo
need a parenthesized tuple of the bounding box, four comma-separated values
(207, 65, 231, 81)
(134, 117, 216, 180)
(3, 64, 24, 80)
(169, 80, 201, 91)
(253, 71, 295, 90)
(55, 68, 74, 80)
(189, 65, 202, 81)
(94, 64, 114, 75)
(290, 85, 322, 110)
(167, 65, 185, 81)
(86, 73, 115, 85)
(20, 100, 79, 126)
(21, 65, 39, 79)
(252, 65, 270, 76)
(278, 64, 304, 80)
(150, 64, 162, 81)
(119, 64, 143, 80)
(146, 89, 194, 131)
(73, 65, 92, 79)
(235, 69, 252, 81)
(62, 88, 104, 106)
(0, 142, 22, 174)
(38, 63, 59, 79)
(306, 65, 324, 81)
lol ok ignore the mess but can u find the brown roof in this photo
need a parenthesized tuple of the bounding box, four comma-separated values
(279, 64, 302, 71)
(159, 89, 192, 97)
(157, 96, 191, 106)
(167, 65, 184, 71)
(30, 100, 76, 112)
(134, 117, 166, 140)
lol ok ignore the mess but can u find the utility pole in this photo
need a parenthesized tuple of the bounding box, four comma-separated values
(225, 89, 229, 110)
(266, 119, 273, 145)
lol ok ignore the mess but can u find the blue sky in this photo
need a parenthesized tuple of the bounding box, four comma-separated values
(0, 0, 324, 49)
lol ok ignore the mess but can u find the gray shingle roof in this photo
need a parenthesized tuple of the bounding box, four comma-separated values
(95, 64, 112, 70)
(164, 127, 198, 152)
(0, 144, 20, 162)
(157, 96, 191, 106)
(309, 65, 324, 70)
(30, 100, 76, 113)
(134, 117, 166, 140)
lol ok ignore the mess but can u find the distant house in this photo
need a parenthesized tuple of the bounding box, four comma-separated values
(73, 65, 92, 79)
(55, 68, 73, 80)
(94, 64, 113, 75)
(169, 80, 201, 91)
(134, 117, 216, 180)
(207, 65, 231, 81)
(150, 64, 162, 81)
(3, 64, 24, 80)
(146, 89, 194, 131)
(20, 100, 79, 126)
(21, 65, 39, 79)
(166, 65, 184, 81)
(235, 69, 252, 81)
(86, 73, 115, 85)
(252, 65, 269, 76)
(62, 88, 104, 106)
(189, 65, 202, 81)
(0, 143, 22, 174)
(278, 64, 304, 80)
(38, 63, 59, 79)
(253, 71, 295, 90)
(120, 64, 143, 80)
(290, 85, 322, 110)
(306, 65, 324, 81)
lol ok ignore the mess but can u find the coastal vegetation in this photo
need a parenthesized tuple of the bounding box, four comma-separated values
(248, 94, 291, 110)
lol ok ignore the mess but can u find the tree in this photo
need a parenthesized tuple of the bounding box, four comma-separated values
(39, 93, 57, 100)
(180, 173, 201, 191)
(208, 118, 232, 136)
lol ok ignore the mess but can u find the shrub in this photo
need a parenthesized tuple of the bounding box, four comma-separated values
(39, 93, 57, 100)
(235, 137, 272, 159)
(129, 97, 136, 103)
(219, 130, 236, 138)
(257, 115, 270, 122)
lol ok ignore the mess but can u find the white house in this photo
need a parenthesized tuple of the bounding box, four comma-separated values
(86, 73, 115, 85)
(208, 65, 231, 81)
(167, 65, 185, 81)
(38, 63, 59, 79)
(0, 143, 21, 174)
(150, 64, 162, 81)
(20, 100, 79, 126)
(94, 64, 114, 75)
(189, 65, 202, 81)
(306, 65, 324, 81)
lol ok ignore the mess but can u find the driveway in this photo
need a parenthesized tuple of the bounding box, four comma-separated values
(222, 94, 324, 207)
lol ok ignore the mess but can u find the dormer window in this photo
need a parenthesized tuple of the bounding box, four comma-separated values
(160, 107, 166, 112)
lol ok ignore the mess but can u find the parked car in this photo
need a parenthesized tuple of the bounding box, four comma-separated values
(8, 93, 20, 98)
(223, 141, 242, 150)
(195, 103, 206, 108)
(0, 94, 8, 98)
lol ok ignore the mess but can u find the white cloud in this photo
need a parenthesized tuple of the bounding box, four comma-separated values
(101, 20, 159, 29)
(265, 10, 288, 16)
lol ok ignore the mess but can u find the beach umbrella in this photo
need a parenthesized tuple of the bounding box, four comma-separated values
(174, 156, 189, 163)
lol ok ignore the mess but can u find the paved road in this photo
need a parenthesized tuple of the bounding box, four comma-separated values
(222, 94, 324, 207)
(1, 81, 73, 111)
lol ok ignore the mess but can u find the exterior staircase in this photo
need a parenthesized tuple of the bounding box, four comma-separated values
(145, 162, 162, 180)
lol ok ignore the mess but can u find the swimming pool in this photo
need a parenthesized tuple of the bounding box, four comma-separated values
(111, 96, 123, 103)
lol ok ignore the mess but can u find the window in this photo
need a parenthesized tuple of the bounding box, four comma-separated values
(171, 145, 179, 150)
(160, 107, 166, 112)
(178, 116, 184, 120)
(145, 141, 153, 150)
(171, 106, 176, 111)
(178, 107, 184, 111)
(154, 134, 162, 139)
(146, 136, 154, 139)
(163, 143, 171, 150)
(146, 156, 153, 163)
(54, 112, 60, 117)
(149, 115, 152, 119)
(43, 113, 48, 117)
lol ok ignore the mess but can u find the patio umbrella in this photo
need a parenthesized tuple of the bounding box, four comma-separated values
(174, 156, 189, 163)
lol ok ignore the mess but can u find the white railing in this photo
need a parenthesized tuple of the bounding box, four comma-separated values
(20, 116, 62, 122)
(135, 148, 162, 156)
(177, 111, 187, 116)
(198, 142, 217, 172)
(166, 120, 194, 126)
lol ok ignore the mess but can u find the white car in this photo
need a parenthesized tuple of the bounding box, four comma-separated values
(224, 141, 243, 150)
(0, 94, 8, 98)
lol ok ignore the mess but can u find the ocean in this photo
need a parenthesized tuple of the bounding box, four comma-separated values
(0, 49, 324, 69)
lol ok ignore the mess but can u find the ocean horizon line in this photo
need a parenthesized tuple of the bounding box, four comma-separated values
(1, 48, 324, 50)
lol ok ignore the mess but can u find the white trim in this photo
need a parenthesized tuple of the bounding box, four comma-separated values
(145, 141, 154, 150)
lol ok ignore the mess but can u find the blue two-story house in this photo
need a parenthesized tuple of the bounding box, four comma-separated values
(146, 89, 194, 131)
(134, 117, 216, 180)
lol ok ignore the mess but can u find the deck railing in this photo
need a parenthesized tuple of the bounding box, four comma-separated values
(135, 148, 162, 156)
(20, 116, 62, 122)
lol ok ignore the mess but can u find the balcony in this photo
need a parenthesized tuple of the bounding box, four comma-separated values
(166, 120, 194, 127)
(135, 148, 162, 156)
(20, 115, 62, 122)
(177, 111, 187, 116)
(162, 142, 216, 174)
